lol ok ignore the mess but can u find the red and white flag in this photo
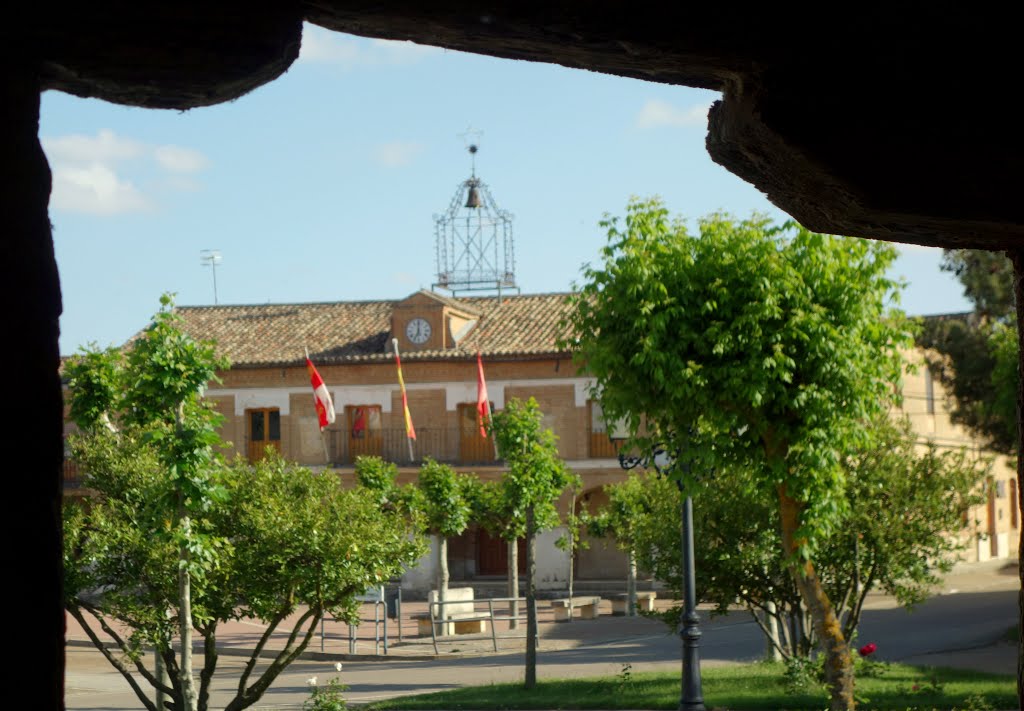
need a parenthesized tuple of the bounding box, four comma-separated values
(306, 355, 335, 431)
(476, 351, 490, 438)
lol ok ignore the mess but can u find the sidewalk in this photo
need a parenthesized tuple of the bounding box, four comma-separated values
(65, 558, 1019, 663)
(64, 559, 1019, 710)
(66, 595, 682, 661)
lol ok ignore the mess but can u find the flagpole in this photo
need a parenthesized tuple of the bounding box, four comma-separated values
(392, 338, 416, 463)
(480, 286, 503, 460)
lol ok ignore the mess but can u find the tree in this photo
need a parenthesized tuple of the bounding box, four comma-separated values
(415, 458, 473, 627)
(466, 476, 525, 629)
(586, 473, 654, 616)
(917, 249, 1018, 454)
(939, 249, 1014, 320)
(488, 397, 576, 689)
(64, 295, 426, 711)
(623, 413, 988, 661)
(564, 199, 913, 710)
(65, 293, 231, 711)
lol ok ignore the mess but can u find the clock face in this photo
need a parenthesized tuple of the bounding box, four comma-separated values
(406, 317, 432, 345)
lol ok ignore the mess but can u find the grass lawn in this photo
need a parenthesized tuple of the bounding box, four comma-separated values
(358, 661, 1015, 711)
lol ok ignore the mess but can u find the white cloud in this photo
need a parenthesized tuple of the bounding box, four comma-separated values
(299, 25, 439, 67)
(42, 130, 209, 216)
(299, 27, 362, 65)
(373, 141, 424, 167)
(368, 38, 439, 64)
(42, 129, 145, 163)
(635, 99, 712, 129)
(50, 163, 151, 215)
(154, 145, 209, 173)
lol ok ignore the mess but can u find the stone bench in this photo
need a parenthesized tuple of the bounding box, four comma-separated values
(610, 591, 657, 615)
(412, 587, 488, 635)
(550, 596, 602, 621)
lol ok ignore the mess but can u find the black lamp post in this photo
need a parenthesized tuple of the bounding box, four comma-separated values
(609, 421, 705, 711)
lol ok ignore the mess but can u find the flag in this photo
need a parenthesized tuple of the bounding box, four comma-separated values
(352, 407, 366, 438)
(476, 351, 490, 438)
(306, 356, 335, 431)
(392, 339, 416, 440)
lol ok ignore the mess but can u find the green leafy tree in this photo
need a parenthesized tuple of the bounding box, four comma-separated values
(564, 199, 913, 710)
(587, 473, 656, 616)
(625, 414, 988, 662)
(553, 478, 589, 613)
(488, 397, 577, 689)
(939, 249, 1014, 320)
(917, 248, 1018, 454)
(353, 455, 398, 499)
(352, 455, 419, 520)
(65, 293, 229, 711)
(415, 458, 474, 620)
(63, 295, 426, 711)
(465, 474, 526, 629)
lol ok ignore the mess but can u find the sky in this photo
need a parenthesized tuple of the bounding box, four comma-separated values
(41, 24, 972, 357)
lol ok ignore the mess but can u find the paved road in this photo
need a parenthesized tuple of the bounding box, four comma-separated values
(64, 559, 1018, 710)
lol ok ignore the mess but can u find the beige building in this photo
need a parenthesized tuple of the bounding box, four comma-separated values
(900, 348, 1019, 563)
(63, 291, 1019, 593)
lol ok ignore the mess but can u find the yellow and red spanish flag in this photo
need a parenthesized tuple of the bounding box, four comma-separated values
(392, 338, 416, 440)
(476, 351, 490, 438)
(305, 352, 335, 431)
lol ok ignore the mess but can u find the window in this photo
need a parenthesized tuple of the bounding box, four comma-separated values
(588, 400, 617, 458)
(347, 405, 382, 461)
(458, 402, 496, 463)
(247, 408, 281, 462)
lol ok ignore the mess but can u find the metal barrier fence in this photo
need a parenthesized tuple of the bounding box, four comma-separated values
(425, 596, 537, 655)
(320, 586, 402, 655)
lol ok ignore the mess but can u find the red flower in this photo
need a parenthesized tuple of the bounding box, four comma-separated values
(858, 643, 877, 657)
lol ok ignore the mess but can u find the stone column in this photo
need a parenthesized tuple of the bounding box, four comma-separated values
(0, 59, 64, 710)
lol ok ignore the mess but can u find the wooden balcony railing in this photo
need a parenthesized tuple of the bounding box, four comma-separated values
(326, 427, 501, 466)
(62, 459, 84, 490)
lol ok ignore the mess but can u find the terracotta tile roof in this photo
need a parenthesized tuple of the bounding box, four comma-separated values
(156, 292, 575, 367)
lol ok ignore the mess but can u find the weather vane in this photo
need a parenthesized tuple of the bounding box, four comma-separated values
(458, 125, 484, 175)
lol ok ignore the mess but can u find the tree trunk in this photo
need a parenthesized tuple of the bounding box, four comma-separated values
(765, 600, 783, 662)
(567, 492, 575, 622)
(626, 548, 638, 617)
(525, 506, 538, 689)
(778, 485, 854, 711)
(435, 534, 450, 635)
(508, 539, 520, 630)
(175, 402, 199, 711)
(1010, 247, 1024, 711)
(155, 648, 170, 710)
(178, 516, 199, 711)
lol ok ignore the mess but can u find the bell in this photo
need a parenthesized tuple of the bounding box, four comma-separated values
(465, 184, 482, 208)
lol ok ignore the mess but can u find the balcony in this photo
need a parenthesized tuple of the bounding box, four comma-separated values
(62, 458, 85, 492)
(325, 427, 500, 467)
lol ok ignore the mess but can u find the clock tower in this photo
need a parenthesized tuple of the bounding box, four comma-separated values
(390, 290, 481, 351)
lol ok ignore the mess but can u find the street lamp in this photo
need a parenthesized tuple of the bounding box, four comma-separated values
(609, 419, 705, 711)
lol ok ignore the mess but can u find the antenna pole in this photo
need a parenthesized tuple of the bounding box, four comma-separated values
(200, 250, 222, 305)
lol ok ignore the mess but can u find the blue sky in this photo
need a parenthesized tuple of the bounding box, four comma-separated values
(41, 24, 971, 357)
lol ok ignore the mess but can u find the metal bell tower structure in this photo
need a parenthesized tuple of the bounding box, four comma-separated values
(433, 134, 518, 296)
